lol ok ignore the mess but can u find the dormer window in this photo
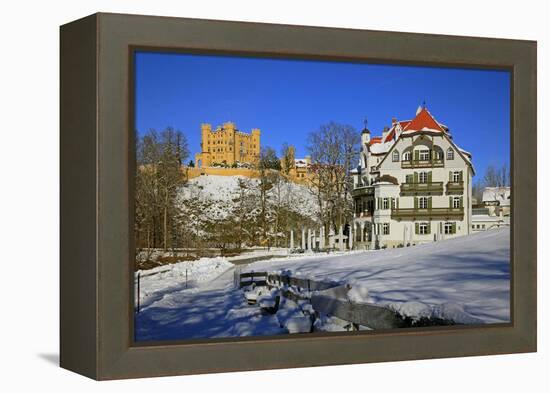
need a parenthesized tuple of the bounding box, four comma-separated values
(447, 148, 455, 160)
(392, 150, 400, 162)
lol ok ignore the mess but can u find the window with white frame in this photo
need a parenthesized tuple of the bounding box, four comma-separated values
(419, 171, 428, 183)
(419, 149, 430, 161)
(382, 198, 389, 210)
(419, 223, 429, 234)
(452, 171, 461, 183)
(403, 151, 411, 161)
(444, 222, 453, 234)
(447, 148, 455, 160)
(419, 197, 428, 209)
(453, 196, 461, 208)
(392, 150, 400, 162)
(383, 223, 390, 235)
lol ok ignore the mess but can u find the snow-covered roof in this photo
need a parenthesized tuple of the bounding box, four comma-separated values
(482, 187, 511, 206)
(294, 158, 309, 168)
(369, 141, 393, 154)
(472, 214, 504, 222)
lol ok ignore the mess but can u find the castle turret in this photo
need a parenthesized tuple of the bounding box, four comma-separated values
(361, 123, 371, 146)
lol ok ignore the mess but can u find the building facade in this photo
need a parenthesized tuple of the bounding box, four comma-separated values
(471, 186, 511, 232)
(195, 121, 261, 168)
(351, 106, 474, 249)
(280, 145, 313, 184)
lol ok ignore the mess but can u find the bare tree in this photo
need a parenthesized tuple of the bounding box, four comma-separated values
(280, 143, 294, 176)
(307, 122, 360, 232)
(135, 127, 189, 257)
(482, 164, 510, 188)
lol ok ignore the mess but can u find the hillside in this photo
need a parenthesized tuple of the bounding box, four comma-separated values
(175, 174, 320, 245)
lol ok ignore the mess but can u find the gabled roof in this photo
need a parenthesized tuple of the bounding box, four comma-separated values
(370, 107, 475, 175)
(403, 107, 445, 133)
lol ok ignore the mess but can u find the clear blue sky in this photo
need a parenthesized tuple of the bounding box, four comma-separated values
(135, 51, 510, 179)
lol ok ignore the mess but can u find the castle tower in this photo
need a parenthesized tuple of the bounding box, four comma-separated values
(251, 128, 261, 162)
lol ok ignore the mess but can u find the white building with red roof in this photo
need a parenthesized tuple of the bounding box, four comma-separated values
(351, 106, 474, 249)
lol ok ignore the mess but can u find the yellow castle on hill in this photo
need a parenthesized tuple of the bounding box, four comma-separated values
(195, 122, 260, 168)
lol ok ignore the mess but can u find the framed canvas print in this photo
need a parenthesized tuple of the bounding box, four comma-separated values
(60, 13, 537, 380)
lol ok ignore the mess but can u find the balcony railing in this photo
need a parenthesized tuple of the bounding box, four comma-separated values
(352, 186, 374, 197)
(391, 207, 464, 220)
(401, 158, 445, 169)
(400, 181, 444, 195)
(446, 181, 464, 194)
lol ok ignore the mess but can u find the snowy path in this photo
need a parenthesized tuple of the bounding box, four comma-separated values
(245, 228, 511, 324)
(135, 264, 284, 341)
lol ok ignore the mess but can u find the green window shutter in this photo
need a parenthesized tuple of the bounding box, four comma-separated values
(428, 171, 432, 183)
(414, 197, 418, 209)
(414, 150, 419, 161)
(387, 223, 391, 235)
(449, 196, 452, 207)
(460, 196, 463, 208)
(427, 223, 431, 234)
(406, 174, 412, 183)
(449, 171, 452, 181)
(452, 222, 457, 234)
(428, 197, 432, 209)
(414, 172, 418, 183)
(415, 222, 419, 234)
(396, 197, 399, 208)
(460, 171, 463, 181)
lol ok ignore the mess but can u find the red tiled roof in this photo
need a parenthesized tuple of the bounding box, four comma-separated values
(403, 108, 444, 132)
(369, 137, 383, 145)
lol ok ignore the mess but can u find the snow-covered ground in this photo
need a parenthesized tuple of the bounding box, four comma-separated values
(135, 228, 510, 341)
(135, 257, 284, 341)
(245, 228, 511, 324)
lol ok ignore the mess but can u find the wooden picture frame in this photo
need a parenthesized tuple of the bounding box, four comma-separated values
(60, 12, 537, 380)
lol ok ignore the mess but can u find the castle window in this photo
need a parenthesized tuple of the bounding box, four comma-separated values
(444, 222, 454, 234)
(447, 148, 455, 160)
(403, 151, 411, 161)
(392, 150, 400, 162)
(382, 198, 389, 210)
(383, 223, 390, 235)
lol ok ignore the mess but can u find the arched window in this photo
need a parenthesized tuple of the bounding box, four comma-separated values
(433, 146, 444, 160)
(403, 151, 411, 161)
(392, 150, 400, 162)
(447, 148, 455, 160)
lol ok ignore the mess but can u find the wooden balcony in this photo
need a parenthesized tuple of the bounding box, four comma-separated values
(391, 207, 464, 220)
(401, 159, 445, 169)
(352, 186, 374, 197)
(446, 181, 464, 195)
(400, 181, 444, 196)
